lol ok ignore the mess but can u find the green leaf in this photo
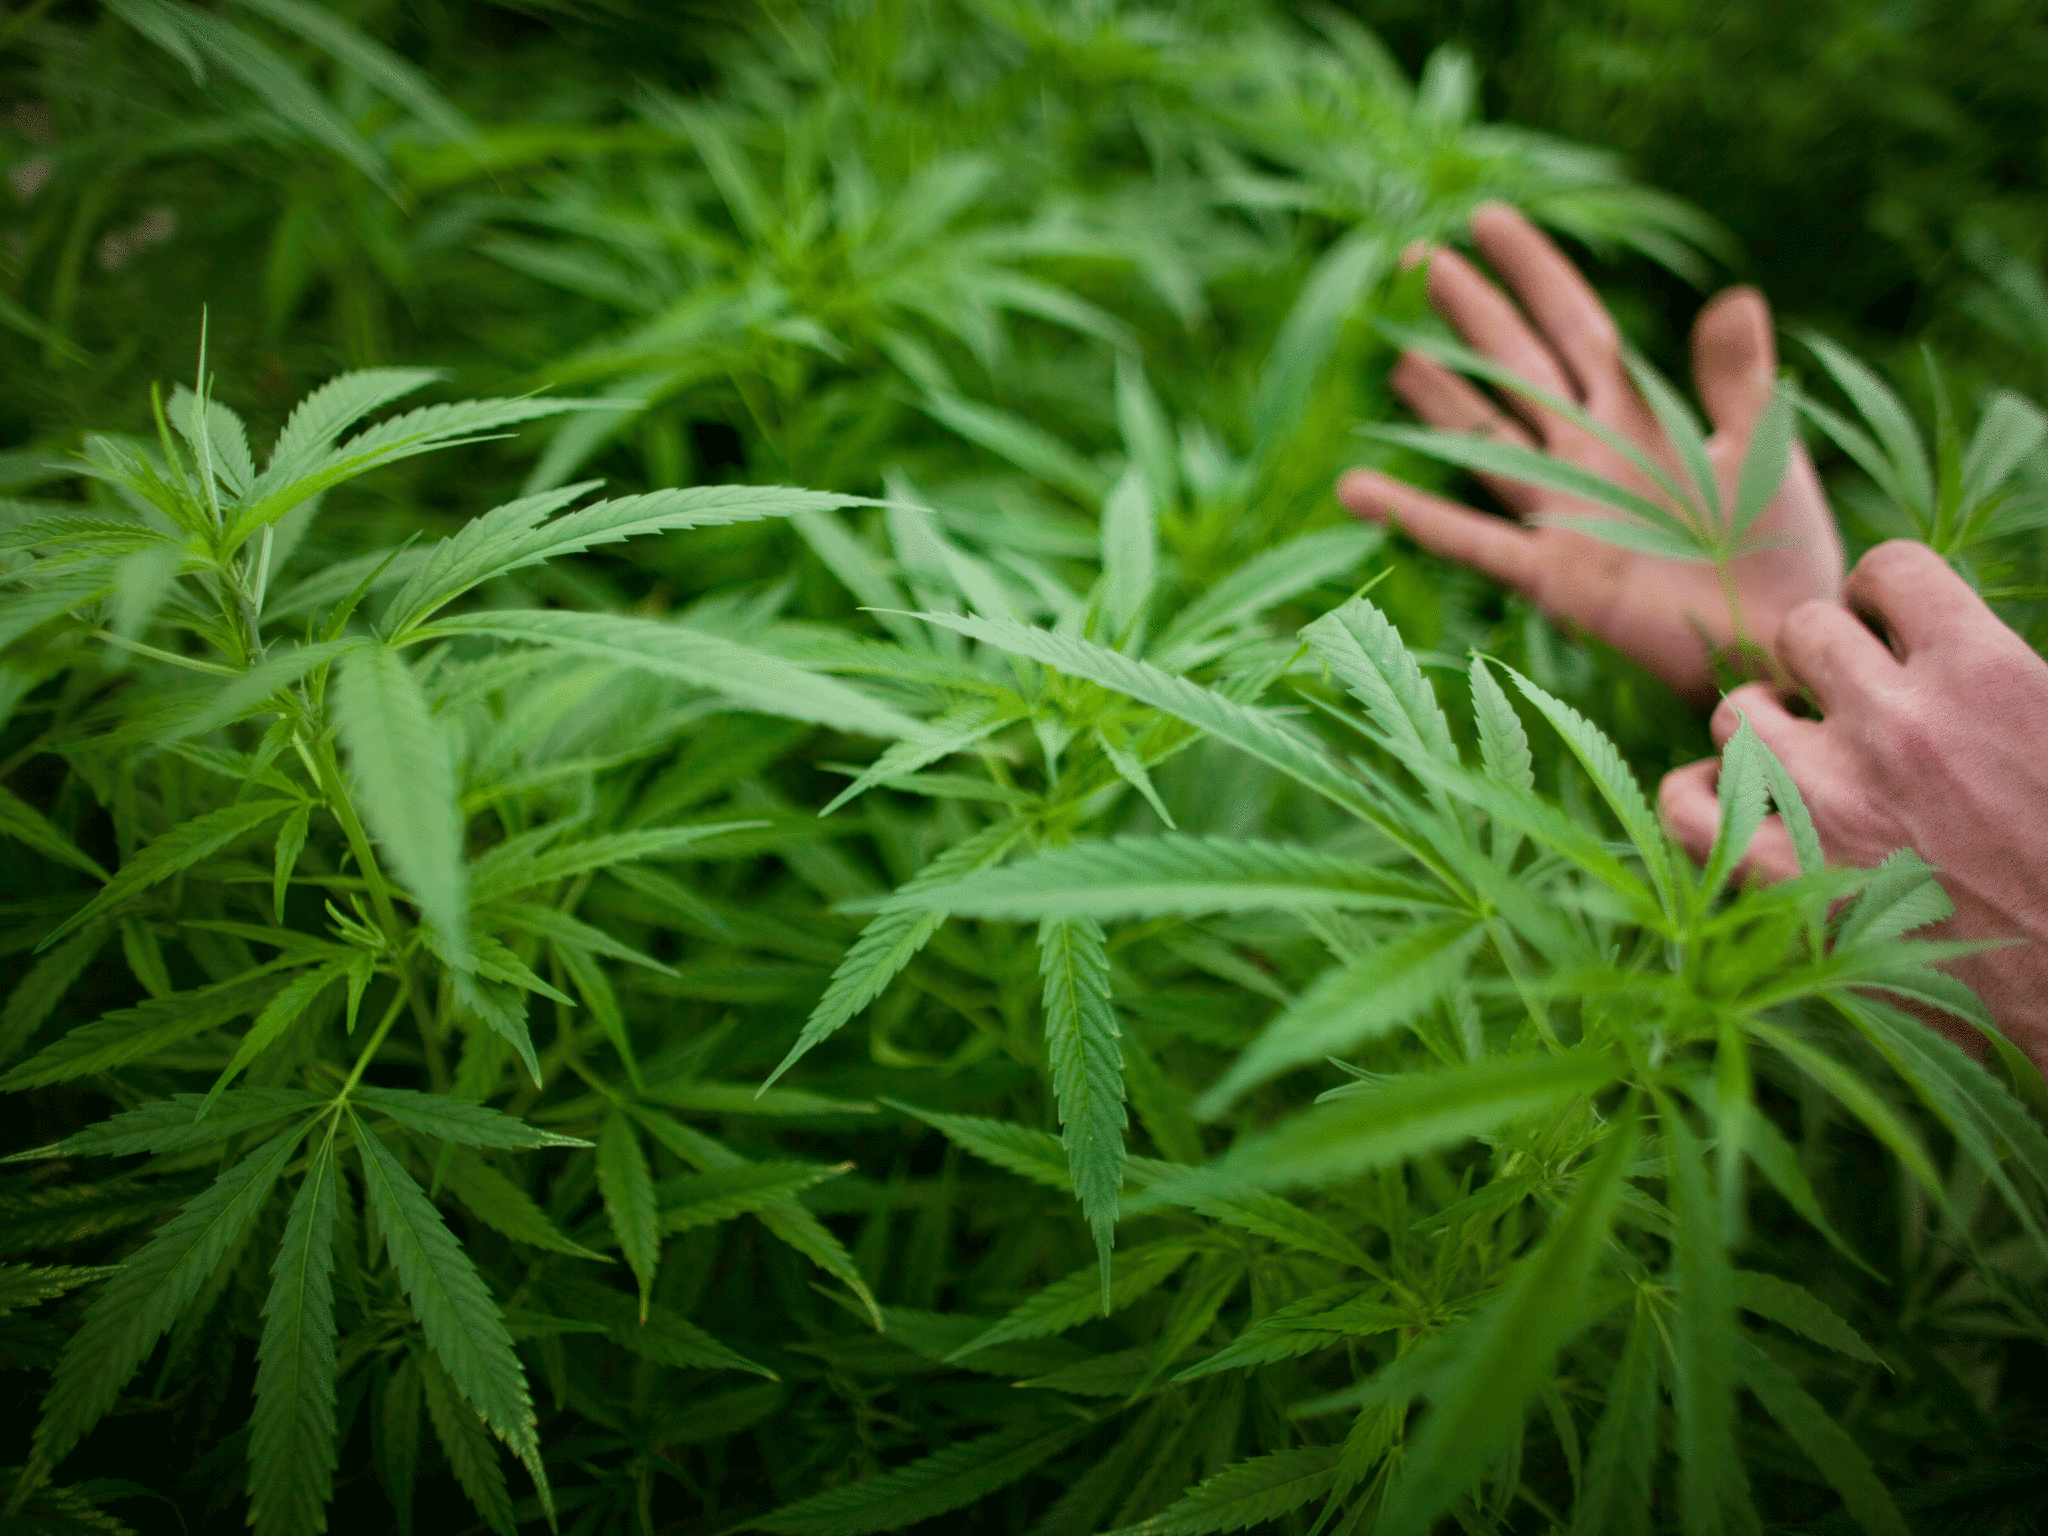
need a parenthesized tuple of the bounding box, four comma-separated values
(1733, 1271, 1881, 1365)
(1114, 1446, 1341, 1535)
(1732, 1335, 1907, 1536)
(351, 1086, 591, 1150)
(1798, 331, 1933, 517)
(657, 1162, 850, 1233)
(1377, 1104, 1637, 1532)
(348, 1113, 544, 1503)
(545, 1275, 774, 1377)
(1747, 1020, 1945, 1199)
(1039, 916, 1127, 1306)
(820, 700, 1013, 816)
(1156, 1051, 1619, 1196)
(0, 964, 298, 1092)
(223, 0, 471, 142)
(882, 834, 1448, 924)
(0, 784, 108, 881)
(272, 803, 310, 924)
(335, 645, 470, 968)
(1252, 227, 1390, 446)
(381, 485, 862, 637)
(1197, 920, 1484, 1114)
(763, 818, 1029, 1088)
(1833, 850, 1953, 949)
(25, 1125, 305, 1487)
(1623, 351, 1722, 527)
(0, 924, 112, 1067)
(1504, 664, 1674, 910)
(882, 1100, 1074, 1191)
(1115, 353, 1179, 511)
(1701, 719, 1770, 903)
(1175, 1287, 1401, 1381)
(417, 1346, 515, 1536)
(596, 1114, 659, 1321)
(1572, 1293, 1659, 1536)
(200, 961, 345, 1117)
(428, 610, 920, 739)
(468, 822, 761, 903)
(0, 1264, 112, 1318)
(1960, 390, 2048, 511)
(37, 799, 295, 950)
(1742, 1110, 1879, 1279)
(919, 393, 1109, 503)
(947, 1239, 1202, 1359)
(260, 370, 444, 490)
(1661, 1093, 1739, 1536)
(1151, 524, 1382, 666)
(754, 1417, 1088, 1536)
(246, 1124, 341, 1536)
(1732, 391, 1796, 534)
(7, 1089, 327, 1161)
(1098, 469, 1156, 641)
(1301, 597, 1458, 763)
(155, 640, 364, 746)
(443, 1152, 608, 1261)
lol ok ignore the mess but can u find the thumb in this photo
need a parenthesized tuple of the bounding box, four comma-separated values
(1693, 286, 1777, 437)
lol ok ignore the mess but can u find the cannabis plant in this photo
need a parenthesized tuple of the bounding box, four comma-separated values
(0, 364, 927, 1532)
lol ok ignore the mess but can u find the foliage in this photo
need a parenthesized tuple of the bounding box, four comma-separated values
(1, 3, 2047, 1535)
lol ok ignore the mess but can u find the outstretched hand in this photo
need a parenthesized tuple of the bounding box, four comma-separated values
(1338, 203, 1844, 704)
(1659, 542, 2048, 1066)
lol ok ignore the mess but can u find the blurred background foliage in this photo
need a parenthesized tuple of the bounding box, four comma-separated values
(5, 1, 2048, 1533)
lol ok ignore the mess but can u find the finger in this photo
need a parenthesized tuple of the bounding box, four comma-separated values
(1843, 539, 1999, 659)
(1469, 203, 1624, 406)
(1774, 598, 1898, 715)
(1422, 244, 1579, 429)
(1692, 286, 1777, 437)
(1659, 760, 1803, 884)
(1710, 681, 1821, 761)
(1657, 759, 1721, 865)
(1336, 468, 1537, 592)
(1389, 351, 1544, 518)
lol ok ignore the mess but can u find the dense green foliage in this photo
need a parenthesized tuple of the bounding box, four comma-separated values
(4, 3, 2048, 1534)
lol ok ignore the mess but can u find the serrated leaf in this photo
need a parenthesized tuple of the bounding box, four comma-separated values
(1301, 597, 1457, 763)
(1833, 850, 1953, 949)
(763, 818, 1029, 1088)
(7, 1089, 327, 1162)
(1198, 919, 1483, 1114)
(1798, 332, 1933, 517)
(348, 1114, 542, 1488)
(881, 834, 1448, 923)
(38, 800, 294, 950)
(0, 924, 112, 1066)
(1702, 719, 1770, 903)
(882, 1100, 1073, 1191)
(428, 609, 920, 739)
(545, 1276, 774, 1377)
(0, 964, 298, 1092)
(443, 1152, 607, 1261)
(1572, 1294, 1659, 1536)
(1662, 1093, 1739, 1536)
(0, 1264, 113, 1318)
(1733, 1271, 1881, 1364)
(947, 1239, 1200, 1359)
(1175, 1287, 1397, 1381)
(201, 961, 345, 1117)
(25, 1125, 305, 1486)
(271, 803, 310, 925)
(1039, 916, 1126, 1305)
(417, 1346, 515, 1536)
(1733, 1335, 1907, 1536)
(1151, 524, 1382, 665)
(468, 822, 761, 904)
(351, 1087, 590, 1150)
(1732, 391, 1796, 534)
(754, 1417, 1087, 1536)
(246, 1125, 341, 1536)
(0, 784, 108, 881)
(155, 640, 364, 746)
(1115, 1446, 1341, 1535)
(596, 1114, 659, 1321)
(335, 645, 469, 967)
(657, 1161, 848, 1232)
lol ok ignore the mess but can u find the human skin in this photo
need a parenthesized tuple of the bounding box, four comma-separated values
(1336, 203, 2048, 1069)
(1659, 543, 2048, 1068)
(1335, 202, 1844, 707)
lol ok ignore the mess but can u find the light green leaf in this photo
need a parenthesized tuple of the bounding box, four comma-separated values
(468, 821, 763, 904)
(1702, 719, 1770, 903)
(247, 1124, 341, 1536)
(335, 645, 469, 968)
(1301, 596, 1457, 763)
(882, 1099, 1074, 1191)
(224, 0, 472, 142)
(1151, 523, 1384, 666)
(947, 1239, 1201, 1359)
(1662, 1093, 1739, 1536)
(1197, 920, 1484, 1115)
(920, 393, 1109, 504)
(1098, 469, 1156, 642)
(1115, 353, 1179, 510)
(1624, 351, 1721, 527)
(1960, 391, 2048, 511)
(1039, 916, 1126, 1306)
(156, 640, 364, 746)
(1732, 392, 1796, 534)
(763, 818, 1029, 1088)
(596, 1114, 660, 1321)
(1175, 1288, 1400, 1381)
(200, 962, 345, 1117)
(1798, 332, 1933, 517)
(272, 803, 310, 925)
(428, 609, 920, 739)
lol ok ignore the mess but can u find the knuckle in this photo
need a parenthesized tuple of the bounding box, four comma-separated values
(1852, 538, 1931, 588)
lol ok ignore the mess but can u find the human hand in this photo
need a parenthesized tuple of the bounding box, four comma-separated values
(1659, 541, 2048, 1067)
(1337, 203, 1845, 705)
